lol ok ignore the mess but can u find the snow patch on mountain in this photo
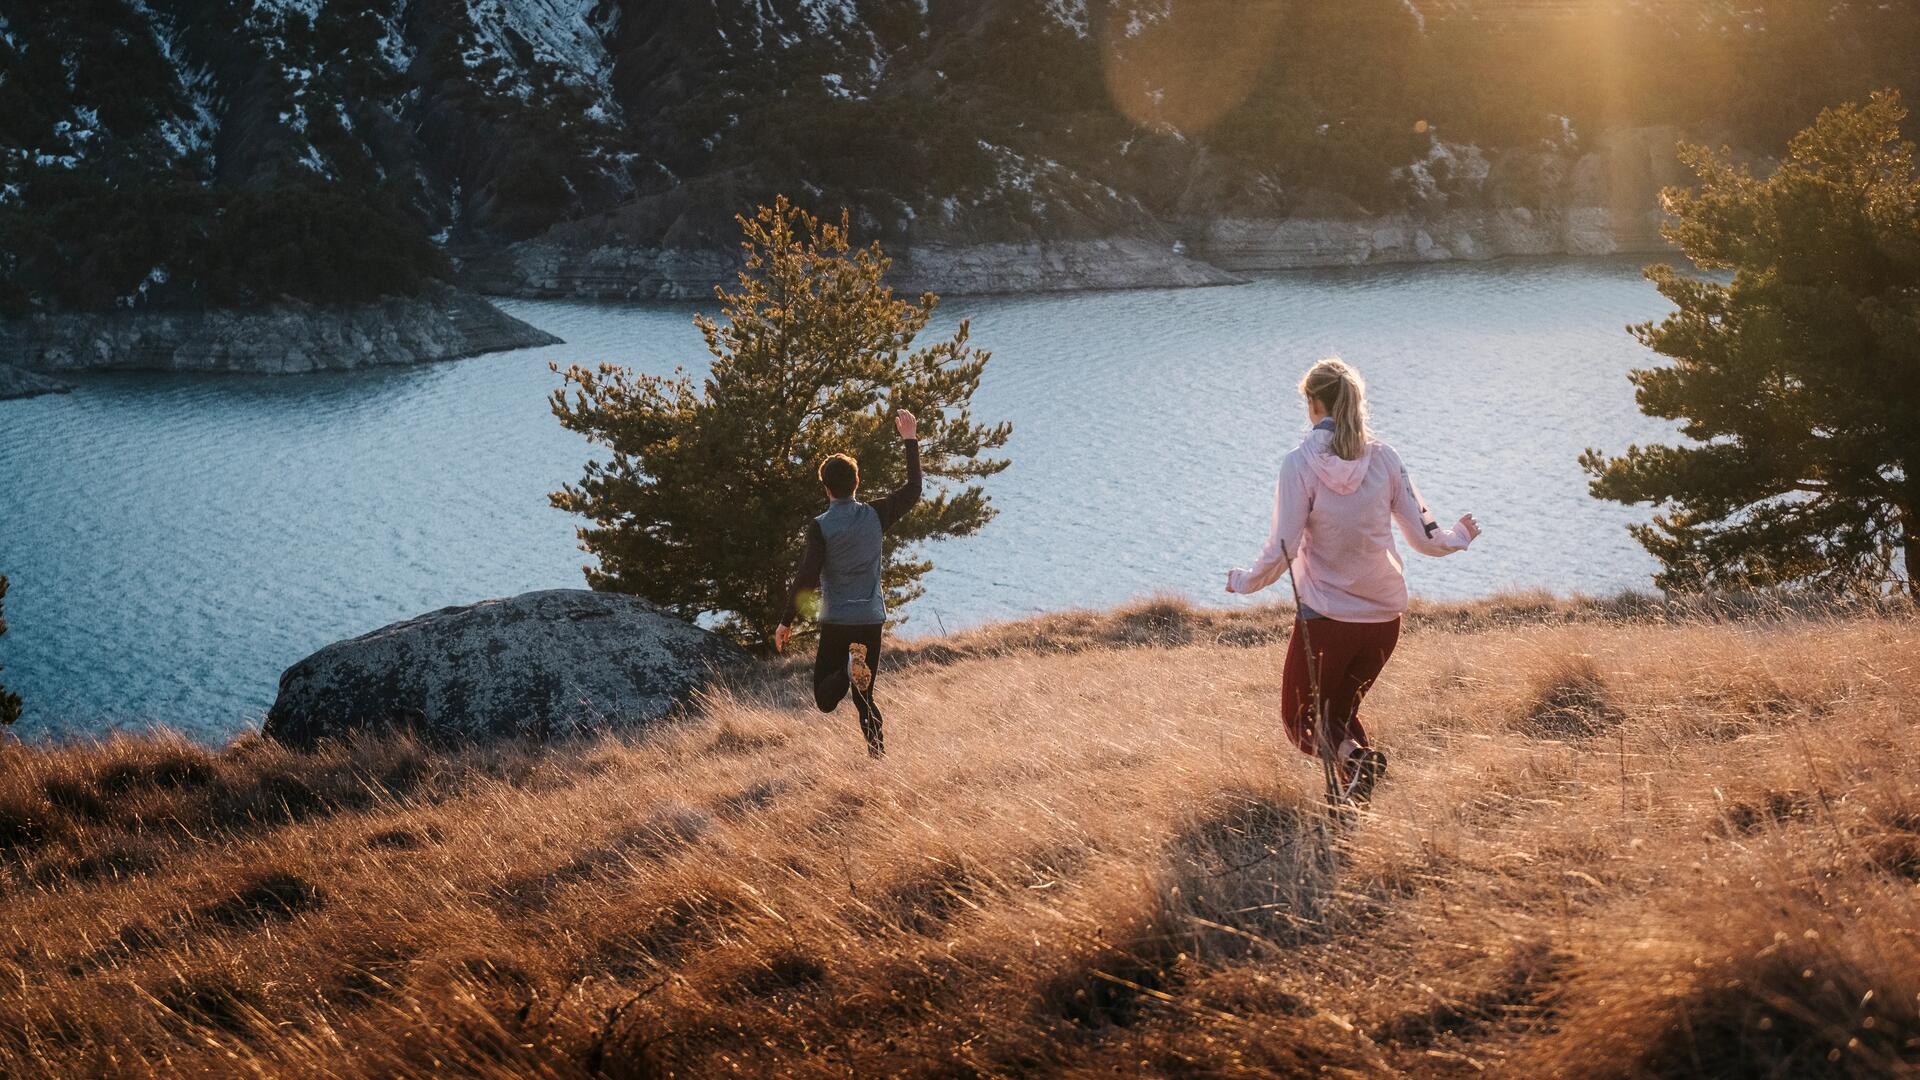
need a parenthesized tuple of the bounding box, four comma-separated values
(724, 0, 891, 63)
(460, 0, 619, 116)
(296, 142, 330, 177)
(376, 1, 416, 72)
(128, 1, 220, 164)
(1046, 0, 1090, 37)
(248, 0, 325, 28)
(1398, 137, 1490, 204)
(798, 0, 859, 33)
(1124, 1, 1173, 38)
(119, 265, 170, 309)
(975, 139, 1071, 214)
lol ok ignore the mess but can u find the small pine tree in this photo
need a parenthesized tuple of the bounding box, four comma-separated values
(0, 575, 19, 726)
(1582, 91, 1920, 596)
(550, 198, 1012, 649)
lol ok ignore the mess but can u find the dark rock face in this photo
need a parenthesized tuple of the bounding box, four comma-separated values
(0, 284, 559, 374)
(263, 590, 749, 746)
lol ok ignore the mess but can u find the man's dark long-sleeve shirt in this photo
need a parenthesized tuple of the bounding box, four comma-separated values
(782, 439, 921, 625)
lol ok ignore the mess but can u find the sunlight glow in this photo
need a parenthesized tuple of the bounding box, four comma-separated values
(1101, 0, 1289, 134)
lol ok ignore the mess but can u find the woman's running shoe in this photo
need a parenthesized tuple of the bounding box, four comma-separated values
(1343, 747, 1388, 808)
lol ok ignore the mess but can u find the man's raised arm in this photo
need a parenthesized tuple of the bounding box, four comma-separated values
(873, 409, 922, 532)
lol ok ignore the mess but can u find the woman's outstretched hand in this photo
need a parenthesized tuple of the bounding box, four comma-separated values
(1458, 513, 1481, 541)
(896, 409, 918, 440)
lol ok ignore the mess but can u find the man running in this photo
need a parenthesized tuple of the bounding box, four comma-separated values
(775, 409, 921, 757)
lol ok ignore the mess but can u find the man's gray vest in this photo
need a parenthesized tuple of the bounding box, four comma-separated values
(816, 499, 886, 624)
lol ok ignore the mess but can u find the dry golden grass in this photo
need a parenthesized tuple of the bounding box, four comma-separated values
(2, 594, 1917, 1078)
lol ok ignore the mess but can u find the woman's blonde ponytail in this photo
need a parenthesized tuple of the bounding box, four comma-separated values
(1300, 358, 1369, 461)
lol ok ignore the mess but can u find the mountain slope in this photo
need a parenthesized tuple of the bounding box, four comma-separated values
(2, 0, 1916, 307)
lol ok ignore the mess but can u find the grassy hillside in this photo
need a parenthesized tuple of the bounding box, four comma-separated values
(1, 594, 1917, 1077)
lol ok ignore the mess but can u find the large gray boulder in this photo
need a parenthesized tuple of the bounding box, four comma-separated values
(263, 590, 749, 746)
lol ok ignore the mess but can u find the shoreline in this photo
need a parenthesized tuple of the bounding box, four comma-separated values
(0, 363, 72, 400)
(0, 248, 1679, 383)
(478, 246, 1676, 311)
(0, 283, 560, 378)
(465, 213, 1675, 303)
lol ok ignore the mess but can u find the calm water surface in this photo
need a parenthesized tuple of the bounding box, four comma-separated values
(1, 257, 1678, 740)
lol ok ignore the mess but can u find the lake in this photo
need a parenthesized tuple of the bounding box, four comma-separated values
(0, 256, 1679, 741)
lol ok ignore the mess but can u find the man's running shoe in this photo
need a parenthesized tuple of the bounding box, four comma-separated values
(1343, 747, 1388, 808)
(848, 642, 875, 696)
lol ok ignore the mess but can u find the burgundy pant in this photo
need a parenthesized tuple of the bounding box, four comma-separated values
(1280, 616, 1401, 758)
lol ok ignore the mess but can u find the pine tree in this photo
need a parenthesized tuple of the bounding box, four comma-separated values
(1582, 91, 1920, 595)
(0, 575, 19, 726)
(550, 198, 1012, 649)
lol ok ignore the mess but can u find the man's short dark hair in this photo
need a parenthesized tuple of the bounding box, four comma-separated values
(819, 453, 859, 498)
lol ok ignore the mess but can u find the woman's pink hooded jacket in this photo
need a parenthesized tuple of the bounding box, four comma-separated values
(1227, 422, 1475, 622)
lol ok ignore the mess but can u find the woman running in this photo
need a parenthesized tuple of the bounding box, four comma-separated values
(1225, 358, 1480, 806)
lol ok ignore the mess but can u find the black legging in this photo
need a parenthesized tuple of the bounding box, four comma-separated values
(813, 622, 885, 749)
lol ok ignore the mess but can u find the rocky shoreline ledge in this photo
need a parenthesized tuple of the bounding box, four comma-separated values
(0, 283, 559, 377)
(1195, 205, 1670, 270)
(464, 234, 1249, 300)
(463, 210, 1671, 301)
(0, 364, 72, 400)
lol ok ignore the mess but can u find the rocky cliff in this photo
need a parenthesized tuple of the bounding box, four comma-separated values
(0, 284, 559, 375)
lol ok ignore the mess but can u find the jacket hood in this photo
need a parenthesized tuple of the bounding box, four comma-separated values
(1301, 428, 1372, 495)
